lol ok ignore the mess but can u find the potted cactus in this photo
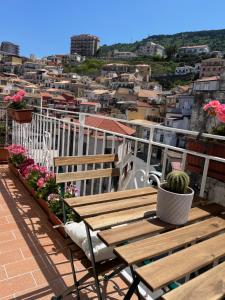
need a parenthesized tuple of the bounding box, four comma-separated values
(157, 171, 194, 225)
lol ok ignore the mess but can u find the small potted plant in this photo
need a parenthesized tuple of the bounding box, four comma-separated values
(48, 186, 78, 238)
(7, 144, 27, 176)
(157, 170, 194, 225)
(4, 90, 33, 123)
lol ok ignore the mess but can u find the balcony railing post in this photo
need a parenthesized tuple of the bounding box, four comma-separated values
(145, 127, 154, 186)
(200, 158, 209, 197)
(77, 114, 85, 193)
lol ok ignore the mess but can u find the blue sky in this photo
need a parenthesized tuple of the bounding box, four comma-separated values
(1, 0, 225, 57)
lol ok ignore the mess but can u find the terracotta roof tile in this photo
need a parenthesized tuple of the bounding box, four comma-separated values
(84, 116, 135, 136)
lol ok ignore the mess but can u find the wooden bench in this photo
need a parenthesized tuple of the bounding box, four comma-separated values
(54, 154, 120, 196)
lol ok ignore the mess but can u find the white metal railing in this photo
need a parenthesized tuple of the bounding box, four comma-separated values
(10, 106, 225, 198)
(0, 101, 9, 146)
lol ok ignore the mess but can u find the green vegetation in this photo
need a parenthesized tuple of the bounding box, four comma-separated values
(63, 57, 194, 89)
(99, 28, 225, 55)
(155, 74, 194, 90)
(63, 59, 106, 75)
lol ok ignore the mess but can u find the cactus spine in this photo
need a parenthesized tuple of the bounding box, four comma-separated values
(165, 171, 190, 194)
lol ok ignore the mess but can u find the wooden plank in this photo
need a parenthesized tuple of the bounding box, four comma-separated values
(84, 204, 157, 231)
(114, 216, 225, 265)
(65, 186, 157, 207)
(56, 168, 120, 183)
(75, 194, 157, 218)
(54, 154, 118, 167)
(163, 261, 225, 300)
(136, 232, 225, 291)
(98, 205, 221, 247)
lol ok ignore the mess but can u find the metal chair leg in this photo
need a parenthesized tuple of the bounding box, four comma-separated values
(124, 277, 140, 300)
(69, 247, 80, 300)
(130, 266, 141, 300)
(85, 224, 103, 300)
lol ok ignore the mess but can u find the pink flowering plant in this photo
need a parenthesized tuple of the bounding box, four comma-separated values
(36, 172, 58, 200)
(4, 90, 26, 110)
(23, 163, 58, 200)
(7, 144, 27, 167)
(64, 183, 79, 198)
(203, 100, 225, 136)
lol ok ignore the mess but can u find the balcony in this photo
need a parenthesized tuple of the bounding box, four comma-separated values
(1, 104, 225, 299)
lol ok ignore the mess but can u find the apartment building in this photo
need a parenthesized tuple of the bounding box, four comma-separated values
(200, 58, 225, 78)
(178, 45, 210, 56)
(70, 34, 100, 56)
(175, 65, 195, 75)
(111, 50, 137, 60)
(1, 41, 19, 55)
(137, 41, 165, 57)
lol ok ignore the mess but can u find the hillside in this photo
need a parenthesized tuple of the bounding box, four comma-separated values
(99, 29, 225, 55)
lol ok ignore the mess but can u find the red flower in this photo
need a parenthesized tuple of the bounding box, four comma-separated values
(216, 104, 225, 123)
(17, 90, 26, 97)
(37, 178, 45, 188)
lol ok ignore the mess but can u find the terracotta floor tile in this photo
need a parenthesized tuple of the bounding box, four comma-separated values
(0, 266, 7, 281)
(0, 249, 24, 265)
(5, 256, 47, 278)
(0, 231, 15, 243)
(0, 294, 16, 300)
(14, 284, 55, 299)
(0, 273, 36, 298)
(0, 223, 20, 233)
(0, 217, 9, 225)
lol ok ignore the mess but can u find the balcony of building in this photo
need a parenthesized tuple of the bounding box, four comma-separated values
(0, 103, 225, 299)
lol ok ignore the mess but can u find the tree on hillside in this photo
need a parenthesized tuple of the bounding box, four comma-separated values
(165, 45, 178, 59)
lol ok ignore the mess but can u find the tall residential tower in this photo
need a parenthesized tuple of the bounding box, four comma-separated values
(70, 34, 100, 57)
(1, 41, 20, 55)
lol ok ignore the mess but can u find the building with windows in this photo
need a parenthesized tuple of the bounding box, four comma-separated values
(0, 41, 19, 55)
(178, 45, 210, 56)
(110, 50, 137, 60)
(175, 65, 195, 75)
(70, 34, 100, 56)
(137, 41, 165, 57)
(200, 58, 225, 78)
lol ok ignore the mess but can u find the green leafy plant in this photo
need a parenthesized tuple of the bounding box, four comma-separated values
(165, 170, 190, 194)
(47, 195, 77, 222)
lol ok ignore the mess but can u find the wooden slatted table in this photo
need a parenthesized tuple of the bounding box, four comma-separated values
(66, 187, 225, 300)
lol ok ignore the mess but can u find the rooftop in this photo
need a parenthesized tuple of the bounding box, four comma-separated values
(179, 44, 209, 49)
(196, 76, 220, 82)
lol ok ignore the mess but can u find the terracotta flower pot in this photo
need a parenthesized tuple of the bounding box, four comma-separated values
(8, 162, 20, 177)
(0, 148, 9, 163)
(36, 198, 51, 215)
(19, 173, 36, 196)
(49, 212, 66, 238)
(7, 108, 33, 124)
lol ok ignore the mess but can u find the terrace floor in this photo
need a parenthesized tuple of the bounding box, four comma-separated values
(0, 165, 136, 300)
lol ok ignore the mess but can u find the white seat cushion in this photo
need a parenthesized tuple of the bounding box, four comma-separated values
(64, 221, 90, 248)
(64, 221, 115, 262)
(82, 233, 115, 263)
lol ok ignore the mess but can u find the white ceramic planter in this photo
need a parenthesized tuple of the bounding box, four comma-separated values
(157, 183, 194, 225)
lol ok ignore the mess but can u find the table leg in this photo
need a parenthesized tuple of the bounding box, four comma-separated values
(85, 224, 103, 300)
(124, 277, 140, 300)
(130, 266, 141, 300)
